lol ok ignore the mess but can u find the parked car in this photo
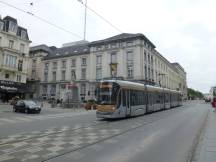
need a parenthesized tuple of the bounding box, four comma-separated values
(13, 100, 41, 114)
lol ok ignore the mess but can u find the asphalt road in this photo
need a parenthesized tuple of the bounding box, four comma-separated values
(0, 101, 210, 162)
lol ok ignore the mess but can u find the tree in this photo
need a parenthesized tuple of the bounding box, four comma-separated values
(187, 88, 204, 99)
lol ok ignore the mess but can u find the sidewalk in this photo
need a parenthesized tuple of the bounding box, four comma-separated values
(195, 108, 216, 162)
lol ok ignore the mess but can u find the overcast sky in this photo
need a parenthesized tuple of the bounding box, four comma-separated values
(1, 0, 215, 93)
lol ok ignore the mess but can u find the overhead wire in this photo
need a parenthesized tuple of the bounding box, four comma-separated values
(77, 0, 123, 33)
(0, 0, 83, 39)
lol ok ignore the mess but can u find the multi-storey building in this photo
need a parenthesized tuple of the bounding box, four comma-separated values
(0, 16, 31, 102)
(38, 41, 91, 101)
(30, 33, 187, 101)
(26, 45, 54, 99)
(88, 33, 187, 99)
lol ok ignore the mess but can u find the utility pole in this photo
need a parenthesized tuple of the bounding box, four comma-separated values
(83, 0, 87, 40)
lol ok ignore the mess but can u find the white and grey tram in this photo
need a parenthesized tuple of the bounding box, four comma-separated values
(96, 80, 182, 119)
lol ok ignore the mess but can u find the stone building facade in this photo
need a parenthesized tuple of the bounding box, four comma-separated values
(0, 16, 31, 102)
(30, 33, 187, 101)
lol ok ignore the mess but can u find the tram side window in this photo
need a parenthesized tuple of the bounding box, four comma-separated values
(130, 90, 135, 106)
(156, 93, 160, 104)
(123, 90, 126, 106)
(117, 90, 122, 108)
(143, 92, 147, 105)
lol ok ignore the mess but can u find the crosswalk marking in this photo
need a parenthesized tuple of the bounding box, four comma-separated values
(0, 111, 95, 126)
(0, 118, 17, 123)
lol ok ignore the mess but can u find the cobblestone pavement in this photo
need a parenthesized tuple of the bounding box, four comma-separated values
(0, 106, 186, 162)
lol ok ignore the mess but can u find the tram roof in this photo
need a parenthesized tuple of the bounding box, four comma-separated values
(100, 80, 181, 94)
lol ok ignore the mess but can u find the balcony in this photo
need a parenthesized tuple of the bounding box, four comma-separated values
(1, 64, 18, 72)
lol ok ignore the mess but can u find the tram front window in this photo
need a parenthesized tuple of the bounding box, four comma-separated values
(97, 83, 119, 105)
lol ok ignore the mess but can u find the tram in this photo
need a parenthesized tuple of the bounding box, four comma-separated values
(210, 86, 216, 107)
(96, 80, 182, 119)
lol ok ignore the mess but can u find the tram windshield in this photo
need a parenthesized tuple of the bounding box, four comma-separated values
(213, 88, 216, 96)
(96, 82, 120, 105)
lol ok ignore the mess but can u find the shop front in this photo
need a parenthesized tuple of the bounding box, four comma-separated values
(0, 80, 28, 103)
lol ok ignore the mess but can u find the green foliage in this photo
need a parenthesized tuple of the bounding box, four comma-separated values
(187, 88, 204, 99)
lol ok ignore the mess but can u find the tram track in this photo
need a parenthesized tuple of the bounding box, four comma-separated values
(0, 105, 188, 162)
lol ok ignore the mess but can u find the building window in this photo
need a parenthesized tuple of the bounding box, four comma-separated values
(81, 68, 86, 80)
(151, 69, 154, 80)
(21, 30, 27, 39)
(144, 51, 147, 62)
(127, 51, 133, 78)
(96, 46, 102, 50)
(81, 84, 86, 95)
(71, 69, 76, 80)
(52, 71, 56, 81)
(151, 56, 153, 66)
(127, 66, 133, 78)
(96, 55, 102, 65)
(20, 44, 25, 53)
(44, 72, 48, 82)
(9, 40, 14, 49)
(96, 67, 102, 80)
(111, 43, 116, 48)
(32, 59, 36, 68)
(111, 52, 117, 63)
(18, 60, 23, 71)
(45, 63, 49, 70)
(71, 59, 76, 67)
(9, 21, 17, 33)
(81, 58, 86, 66)
(62, 60, 66, 68)
(5, 74, 9, 79)
(32, 69, 36, 78)
(127, 51, 133, 65)
(5, 55, 16, 68)
(17, 75, 21, 82)
(0, 37, 2, 46)
(42, 85, 47, 94)
(53, 62, 57, 69)
(50, 85, 56, 96)
(148, 54, 150, 64)
(145, 66, 147, 79)
(126, 41, 133, 46)
(61, 70, 66, 80)
(0, 21, 4, 30)
(148, 68, 151, 80)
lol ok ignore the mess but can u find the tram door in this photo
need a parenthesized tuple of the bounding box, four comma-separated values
(124, 90, 131, 116)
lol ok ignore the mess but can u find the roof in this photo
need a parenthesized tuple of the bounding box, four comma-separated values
(0, 16, 30, 41)
(30, 44, 54, 54)
(172, 62, 186, 73)
(43, 43, 90, 60)
(90, 33, 156, 48)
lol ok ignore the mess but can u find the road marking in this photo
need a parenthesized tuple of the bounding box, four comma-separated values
(0, 118, 17, 123)
(0, 111, 94, 125)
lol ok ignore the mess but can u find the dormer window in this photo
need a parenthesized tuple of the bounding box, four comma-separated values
(21, 30, 27, 39)
(111, 43, 116, 48)
(96, 46, 101, 50)
(126, 41, 133, 46)
(9, 21, 17, 33)
(0, 21, 4, 30)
